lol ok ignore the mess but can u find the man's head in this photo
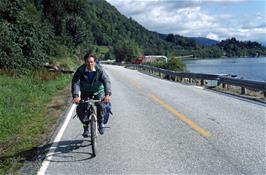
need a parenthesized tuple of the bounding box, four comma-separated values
(84, 53, 96, 71)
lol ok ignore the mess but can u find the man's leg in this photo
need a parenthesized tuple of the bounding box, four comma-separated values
(77, 102, 90, 137)
(82, 124, 89, 138)
(95, 92, 105, 134)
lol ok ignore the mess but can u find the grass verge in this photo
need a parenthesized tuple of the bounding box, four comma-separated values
(0, 69, 72, 174)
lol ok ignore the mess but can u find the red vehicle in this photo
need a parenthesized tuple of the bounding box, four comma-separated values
(131, 55, 145, 64)
(131, 59, 142, 64)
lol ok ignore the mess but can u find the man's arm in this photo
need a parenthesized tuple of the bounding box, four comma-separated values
(71, 68, 81, 99)
(99, 67, 111, 103)
(100, 68, 112, 96)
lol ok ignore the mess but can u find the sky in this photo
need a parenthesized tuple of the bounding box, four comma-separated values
(106, 0, 266, 43)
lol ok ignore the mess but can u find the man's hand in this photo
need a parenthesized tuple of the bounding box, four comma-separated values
(73, 97, 81, 104)
(104, 95, 110, 103)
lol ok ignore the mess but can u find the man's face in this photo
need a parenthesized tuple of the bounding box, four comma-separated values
(86, 57, 95, 70)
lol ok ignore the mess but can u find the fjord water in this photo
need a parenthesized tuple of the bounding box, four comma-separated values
(184, 57, 266, 82)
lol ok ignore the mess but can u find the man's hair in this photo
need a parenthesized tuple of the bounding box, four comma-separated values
(83, 53, 97, 62)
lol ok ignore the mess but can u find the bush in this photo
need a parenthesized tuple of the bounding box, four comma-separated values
(166, 57, 185, 71)
(146, 57, 185, 71)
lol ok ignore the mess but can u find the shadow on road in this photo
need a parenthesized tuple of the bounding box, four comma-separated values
(0, 139, 95, 165)
(45, 139, 96, 162)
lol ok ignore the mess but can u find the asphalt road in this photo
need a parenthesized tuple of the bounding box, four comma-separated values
(39, 64, 265, 175)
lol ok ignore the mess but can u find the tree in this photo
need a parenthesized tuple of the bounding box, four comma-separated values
(113, 40, 142, 63)
(0, 0, 52, 71)
(104, 49, 115, 60)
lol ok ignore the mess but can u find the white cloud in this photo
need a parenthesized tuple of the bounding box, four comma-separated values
(210, 26, 265, 42)
(206, 33, 220, 40)
(106, 0, 266, 42)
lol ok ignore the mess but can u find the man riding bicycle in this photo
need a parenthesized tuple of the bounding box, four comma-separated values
(72, 53, 111, 137)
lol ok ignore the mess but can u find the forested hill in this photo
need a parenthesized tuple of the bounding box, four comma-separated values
(0, 0, 265, 71)
(40, 0, 165, 50)
(190, 37, 219, 46)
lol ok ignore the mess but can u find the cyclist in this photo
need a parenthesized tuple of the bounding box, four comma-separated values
(72, 53, 111, 137)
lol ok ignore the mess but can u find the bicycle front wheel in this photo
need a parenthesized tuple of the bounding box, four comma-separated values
(90, 114, 97, 157)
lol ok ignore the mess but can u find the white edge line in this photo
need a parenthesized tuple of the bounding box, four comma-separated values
(37, 104, 76, 175)
(193, 86, 204, 89)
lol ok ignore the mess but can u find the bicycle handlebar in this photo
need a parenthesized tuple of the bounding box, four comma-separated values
(80, 99, 101, 104)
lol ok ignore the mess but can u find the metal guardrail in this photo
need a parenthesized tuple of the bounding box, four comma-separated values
(125, 64, 266, 97)
(219, 77, 266, 92)
(126, 64, 220, 80)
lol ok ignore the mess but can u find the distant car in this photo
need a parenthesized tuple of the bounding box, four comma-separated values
(131, 59, 142, 64)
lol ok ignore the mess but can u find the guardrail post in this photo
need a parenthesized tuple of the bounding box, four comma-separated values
(222, 83, 226, 89)
(241, 87, 245, 95)
(200, 79, 204, 86)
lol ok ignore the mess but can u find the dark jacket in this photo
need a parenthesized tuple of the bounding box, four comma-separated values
(72, 64, 111, 98)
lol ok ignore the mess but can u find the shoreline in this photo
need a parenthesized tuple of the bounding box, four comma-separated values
(182, 56, 266, 61)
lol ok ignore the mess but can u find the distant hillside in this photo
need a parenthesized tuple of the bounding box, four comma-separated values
(159, 34, 219, 46)
(190, 37, 219, 46)
(259, 41, 266, 47)
(158, 33, 168, 40)
(218, 38, 266, 57)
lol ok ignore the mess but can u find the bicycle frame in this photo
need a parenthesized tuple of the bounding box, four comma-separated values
(82, 99, 99, 119)
(80, 98, 101, 157)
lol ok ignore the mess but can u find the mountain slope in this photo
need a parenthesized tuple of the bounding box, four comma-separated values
(39, 0, 182, 55)
(190, 37, 219, 46)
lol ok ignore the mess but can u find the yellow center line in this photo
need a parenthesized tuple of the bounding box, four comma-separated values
(149, 93, 210, 138)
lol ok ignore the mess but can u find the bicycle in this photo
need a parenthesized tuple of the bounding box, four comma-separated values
(77, 98, 101, 157)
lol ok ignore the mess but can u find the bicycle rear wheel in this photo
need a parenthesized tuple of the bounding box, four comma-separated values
(90, 114, 97, 157)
